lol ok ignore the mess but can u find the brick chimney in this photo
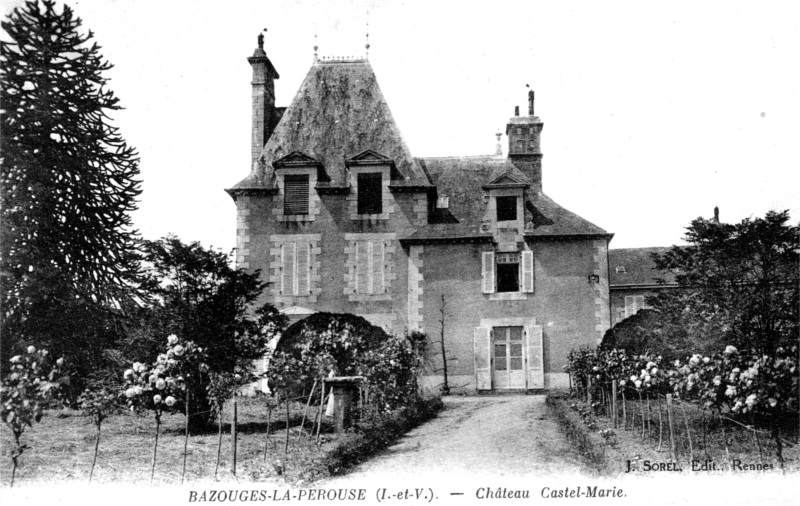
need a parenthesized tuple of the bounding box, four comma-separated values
(506, 91, 544, 192)
(248, 33, 280, 169)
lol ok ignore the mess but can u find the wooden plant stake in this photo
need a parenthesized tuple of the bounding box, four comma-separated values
(751, 414, 763, 464)
(638, 390, 646, 440)
(297, 380, 318, 441)
(150, 412, 162, 483)
(231, 399, 238, 476)
(665, 394, 677, 461)
(622, 391, 627, 430)
(263, 403, 273, 461)
(679, 400, 693, 461)
(720, 414, 732, 473)
(701, 410, 708, 459)
(645, 392, 652, 442)
(181, 390, 190, 483)
(657, 394, 664, 451)
(214, 409, 223, 480)
(611, 381, 618, 429)
(284, 398, 291, 455)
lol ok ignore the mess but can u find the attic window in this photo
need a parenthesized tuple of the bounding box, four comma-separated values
(496, 196, 518, 221)
(283, 174, 309, 215)
(615, 266, 626, 274)
(357, 173, 383, 215)
(436, 196, 449, 209)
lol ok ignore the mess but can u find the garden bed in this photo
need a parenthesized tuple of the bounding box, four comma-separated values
(549, 392, 800, 476)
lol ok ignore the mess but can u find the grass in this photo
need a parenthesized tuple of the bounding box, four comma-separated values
(1, 395, 444, 487)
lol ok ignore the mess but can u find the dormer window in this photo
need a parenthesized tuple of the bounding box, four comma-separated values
(357, 172, 383, 215)
(283, 174, 309, 215)
(496, 196, 518, 221)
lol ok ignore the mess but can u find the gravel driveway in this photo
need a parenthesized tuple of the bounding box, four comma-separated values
(322, 395, 588, 485)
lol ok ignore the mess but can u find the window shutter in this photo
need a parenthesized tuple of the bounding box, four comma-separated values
(474, 326, 492, 390)
(283, 175, 309, 215)
(281, 243, 296, 295)
(296, 242, 310, 295)
(521, 250, 534, 293)
(525, 325, 544, 388)
(371, 240, 385, 294)
(624, 295, 634, 318)
(482, 252, 495, 293)
(355, 241, 369, 294)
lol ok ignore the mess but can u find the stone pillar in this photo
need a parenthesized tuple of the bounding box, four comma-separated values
(324, 377, 364, 432)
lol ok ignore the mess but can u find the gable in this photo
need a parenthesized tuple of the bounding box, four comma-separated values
(273, 151, 322, 168)
(347, 149, 393, 164)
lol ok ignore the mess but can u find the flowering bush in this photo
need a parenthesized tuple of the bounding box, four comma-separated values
(122, 334, 207, 416)
(1, 346, 65, 485)
(268, 314, 426, 414)
(566, 343, 799, 419)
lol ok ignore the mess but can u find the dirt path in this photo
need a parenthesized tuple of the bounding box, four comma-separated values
(322, 395, 589, 485)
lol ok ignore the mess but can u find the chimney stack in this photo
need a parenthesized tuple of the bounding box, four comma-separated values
(714, 206, 719, 223)
(514, 106, 519, 117)
(248, 33, 280, 170)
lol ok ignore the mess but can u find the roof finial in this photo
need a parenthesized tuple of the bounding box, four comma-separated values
(365, 8, 371, 59)
(258, 28, 266, 50)
(313, 32, 319, 63)
(495, 130, 503, 157)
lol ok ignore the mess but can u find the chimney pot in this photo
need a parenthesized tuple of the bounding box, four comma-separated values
(528, 90, 534, 116)
(514, 106, 519, 117)
(714, 206, 719, 223)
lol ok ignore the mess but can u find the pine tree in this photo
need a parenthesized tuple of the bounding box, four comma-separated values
(1, 1, 142, 376)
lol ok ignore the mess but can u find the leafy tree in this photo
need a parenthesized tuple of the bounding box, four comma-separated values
(127, 236, 284, 430)
(0, 1, 141, 379)
(650, 210, 799, 355)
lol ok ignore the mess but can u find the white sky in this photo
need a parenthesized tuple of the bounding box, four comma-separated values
(2, 0, 798, 251)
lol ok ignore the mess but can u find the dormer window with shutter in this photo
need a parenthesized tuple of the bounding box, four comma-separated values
(346, 150, 396, 220)
(272, 151, 324, 222)
(283, 174, 309, 215)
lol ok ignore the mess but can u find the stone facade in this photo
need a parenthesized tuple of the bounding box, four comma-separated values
(227, 40, 614, 394)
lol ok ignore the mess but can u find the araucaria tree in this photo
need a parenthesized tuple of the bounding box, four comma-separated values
(0, 1, 142, 379)
(650, 210, 799, 355)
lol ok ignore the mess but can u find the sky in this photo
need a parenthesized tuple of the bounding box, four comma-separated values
(2, 0, 798, 252)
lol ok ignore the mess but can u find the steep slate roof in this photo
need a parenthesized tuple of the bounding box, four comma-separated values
(231, 59, 429, 190)
(608, 247, 676, 287)
(404, 155, 609, 241)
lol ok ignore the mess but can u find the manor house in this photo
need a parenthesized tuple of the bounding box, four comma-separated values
(227, 37, 616, 392)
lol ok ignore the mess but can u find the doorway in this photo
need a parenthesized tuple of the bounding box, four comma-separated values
(492, 326, 525, 389)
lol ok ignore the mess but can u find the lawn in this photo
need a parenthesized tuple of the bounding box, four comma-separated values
(1, 396, 339, 486)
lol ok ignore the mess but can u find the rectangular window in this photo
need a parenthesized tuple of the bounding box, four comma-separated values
(354, 240, 385, 294)
(283, 174, 309, 215)
(496, 196, 518, 221)
(624, 295, 647, 318)
(496, 253, 520, 293)
(357, 173, 383, 215)
(280, 242, 311, 296)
